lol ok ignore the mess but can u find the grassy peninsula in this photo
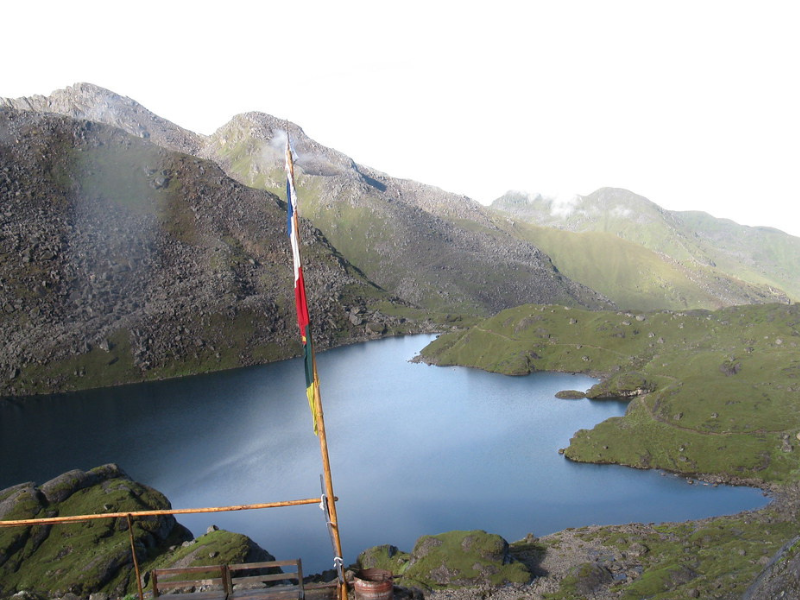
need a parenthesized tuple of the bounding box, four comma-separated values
(419, 303, 800, 485)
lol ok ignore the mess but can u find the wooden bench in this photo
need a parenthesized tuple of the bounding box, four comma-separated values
(229, 559, 304, 599)
(151, 564, 230, 600)
(151, 559, 304, 600)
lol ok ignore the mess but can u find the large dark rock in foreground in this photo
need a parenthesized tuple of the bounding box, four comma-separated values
(0, 465, 273, 599)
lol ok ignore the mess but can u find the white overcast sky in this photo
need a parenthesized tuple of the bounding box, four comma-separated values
(4, 1, 800, 237)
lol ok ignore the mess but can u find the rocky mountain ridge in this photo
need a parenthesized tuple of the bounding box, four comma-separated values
(20, 83, 794, 315)
(202, 111, 613, 315)
(7, 84, 797, 315)
(0, 83, 203, 156)
(2, 84, 613, 317)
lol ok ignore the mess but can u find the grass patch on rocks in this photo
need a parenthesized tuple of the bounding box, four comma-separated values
(357, 530, 530, 591)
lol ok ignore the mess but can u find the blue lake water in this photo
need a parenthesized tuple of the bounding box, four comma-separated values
(0, 334, 768, 574)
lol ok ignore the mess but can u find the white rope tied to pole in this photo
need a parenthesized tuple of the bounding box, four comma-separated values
(333, 556, 344, 580)
(319, 479, 344, 584)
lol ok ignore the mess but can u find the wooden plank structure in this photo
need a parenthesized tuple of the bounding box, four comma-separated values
(151, 564, 230, 600)
(229, 559, 304, 600)
(149, 559, 334, 600)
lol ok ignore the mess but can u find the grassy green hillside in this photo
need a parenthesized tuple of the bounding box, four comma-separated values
(420, 302, 800, 484)
(677, 211, 800, 299)
(492, 189, 708, 262)
(491, 188, 798, 309)
(500, 220, 779, 311)
(416, 302, 800, 598)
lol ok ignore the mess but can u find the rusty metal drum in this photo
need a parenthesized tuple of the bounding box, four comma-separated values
(353, 568, 393, 600)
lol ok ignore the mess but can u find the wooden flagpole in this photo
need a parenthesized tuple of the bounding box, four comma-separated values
(311, 353, 347, 600)
(285, 131, 347, 600)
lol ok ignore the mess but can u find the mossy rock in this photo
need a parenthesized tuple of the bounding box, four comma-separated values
(356, 544, 410, 575)
(396, 530, 530, 590)
(149, 529, 276, 572)
(0, 465, 273, 599)
(0, 465, 191, 598)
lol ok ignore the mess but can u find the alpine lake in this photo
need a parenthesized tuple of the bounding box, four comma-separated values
(0, 334, 768, 574)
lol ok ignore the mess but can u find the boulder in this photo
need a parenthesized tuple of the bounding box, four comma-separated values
(152, 529, 276, 573)
(395, 530, 531, 590)
(564, 562, 613, 597)
(40, 469, 95, 503)
(0, 483, 44, 521)
(357, 545, 409, 574)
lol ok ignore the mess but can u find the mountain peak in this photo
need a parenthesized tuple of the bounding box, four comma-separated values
(492, 187, 667, 226)
(1, 83, 203, 156)
(3, 82, 147, 125)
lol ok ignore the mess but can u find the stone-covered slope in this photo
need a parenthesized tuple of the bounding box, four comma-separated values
(743, 536, 800, 600)
(0, 107, 417, 397)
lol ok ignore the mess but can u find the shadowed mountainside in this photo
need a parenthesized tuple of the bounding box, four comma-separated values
(0, 107, 425, 397)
